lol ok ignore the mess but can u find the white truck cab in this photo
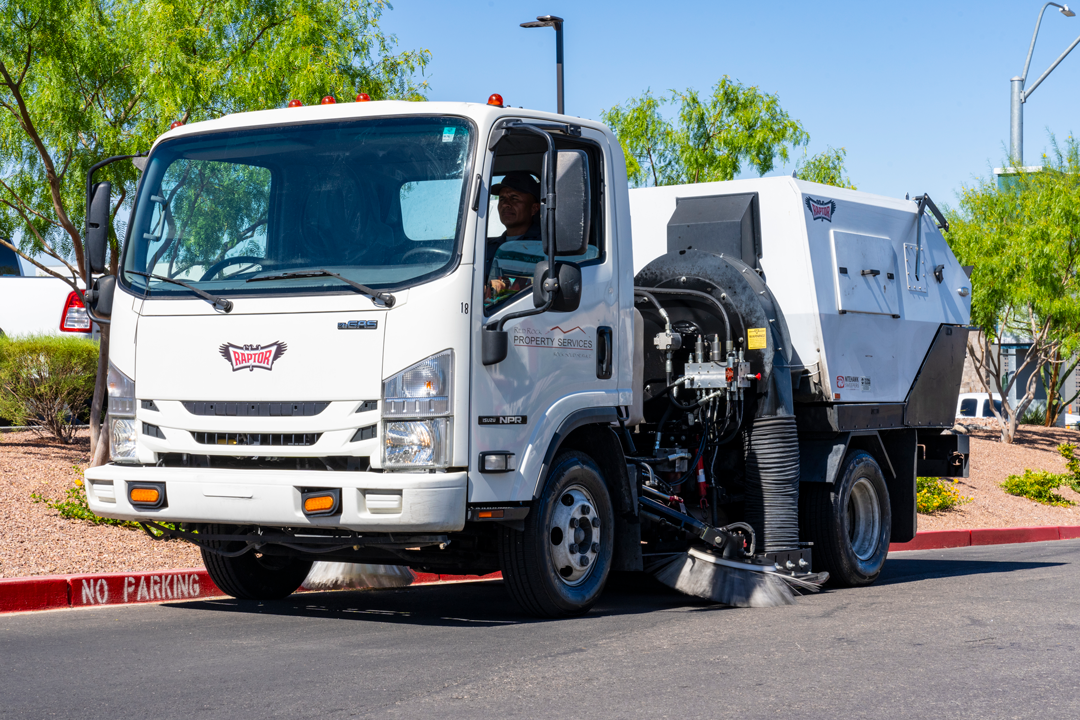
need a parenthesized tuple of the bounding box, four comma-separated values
(83, 99, 970, 616)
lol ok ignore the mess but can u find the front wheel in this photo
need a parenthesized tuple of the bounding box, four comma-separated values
(199, 524, 312, 600)
(800, 451, 891, 588)
(498, 450, 614, 617)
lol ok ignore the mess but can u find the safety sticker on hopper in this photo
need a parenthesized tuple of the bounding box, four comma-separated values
(747, 328, 767, 350)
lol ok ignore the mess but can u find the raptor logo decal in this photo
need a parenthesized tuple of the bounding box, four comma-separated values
(805, 197, 837, 222)
(219, 342, 287, 372)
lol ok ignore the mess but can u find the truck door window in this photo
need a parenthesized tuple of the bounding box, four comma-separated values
(484, 138, 603, 314)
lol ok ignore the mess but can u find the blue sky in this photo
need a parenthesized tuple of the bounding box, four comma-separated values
(381, 0, 1080, 205)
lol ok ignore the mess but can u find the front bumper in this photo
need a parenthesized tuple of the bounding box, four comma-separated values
(83, 464, 467, 532)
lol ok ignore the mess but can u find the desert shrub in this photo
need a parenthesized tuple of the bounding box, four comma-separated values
(31, 469, 137, 528)
(1018, 405, 1046, 426)
(0, 334, 98, 443)
(916, 476, 971, 514)
(1056, 443, 1080, 494)
(1001, 469, 1074, 506)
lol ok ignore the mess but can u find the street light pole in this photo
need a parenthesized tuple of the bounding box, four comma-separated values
(1011, 2, 1076, 165)
(521, 15, 565, 114)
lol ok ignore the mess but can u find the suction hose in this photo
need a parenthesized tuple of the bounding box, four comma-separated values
(742, 415, 800, 552)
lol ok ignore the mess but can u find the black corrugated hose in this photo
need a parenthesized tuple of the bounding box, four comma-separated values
(742, 415, 800, 552)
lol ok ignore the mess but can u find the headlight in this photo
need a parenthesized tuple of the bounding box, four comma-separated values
(383, 350, 452, 417)
(107, 362, 136, 417)
(110, 418, 138, 463)
(106, 362, 138, 463)
(382, 350, 453, 468)
(383, 419, 450, 468)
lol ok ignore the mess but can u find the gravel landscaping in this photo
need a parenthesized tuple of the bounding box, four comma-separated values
(3, 424, 1080, 578)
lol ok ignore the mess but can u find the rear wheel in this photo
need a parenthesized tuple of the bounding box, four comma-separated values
(199, 524, 312, 600)
(498, 450, 614, 617)
(800, 451, 891, 587)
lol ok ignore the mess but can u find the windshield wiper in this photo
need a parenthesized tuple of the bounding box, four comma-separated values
(127, 271, 234, 313)
(247, 268, 396, 307)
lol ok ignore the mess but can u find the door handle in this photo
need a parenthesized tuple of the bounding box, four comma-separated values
(596, 326, 613, 379)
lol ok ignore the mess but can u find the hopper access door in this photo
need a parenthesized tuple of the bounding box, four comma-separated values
(830, 231, 900, 317)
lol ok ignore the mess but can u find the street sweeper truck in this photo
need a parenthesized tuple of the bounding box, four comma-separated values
(79, 97, 970, 616)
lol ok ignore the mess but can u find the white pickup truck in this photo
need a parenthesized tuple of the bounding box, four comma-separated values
(0, 243, 93, 338)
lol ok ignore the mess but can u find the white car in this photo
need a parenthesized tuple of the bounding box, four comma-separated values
(956, 392, 1002, 419)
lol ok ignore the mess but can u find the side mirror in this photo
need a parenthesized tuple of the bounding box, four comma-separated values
(85, 275, 116, 317)
(86, 181, 112, 274)
(549, 149, 590, 256)
(533, 261, 582, 312)
(482, 328, 509, 366)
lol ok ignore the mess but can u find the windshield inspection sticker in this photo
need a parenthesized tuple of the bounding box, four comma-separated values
(442, 126, 456, 142)
(219, 342, 287, 372)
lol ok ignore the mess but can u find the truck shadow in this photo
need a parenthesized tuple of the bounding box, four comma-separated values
(166, 573, 718, 627)
(164, 557, 1062, 626)
(877, 557, 1063, 585)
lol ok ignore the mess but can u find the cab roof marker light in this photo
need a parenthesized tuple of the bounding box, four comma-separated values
(169, 120, 184, 129)
(321, 95, 336, 105)
(488, 93, 504, 107)
(356, 93, 371, 102)
(287, 99, 303, 107)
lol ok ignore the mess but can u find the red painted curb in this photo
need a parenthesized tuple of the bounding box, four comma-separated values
(0, 575, 70, 614)
(971, 526, 1060, 546)
(889, 529, 971, 552)
(889, 525, 1080, 552)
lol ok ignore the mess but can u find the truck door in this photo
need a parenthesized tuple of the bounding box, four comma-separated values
(469, 127, 619, 504)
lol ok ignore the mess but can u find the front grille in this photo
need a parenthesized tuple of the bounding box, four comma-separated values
(182, 401, 329, 417)
(192, 432, 321, 447)
(157, 454, 369, 471)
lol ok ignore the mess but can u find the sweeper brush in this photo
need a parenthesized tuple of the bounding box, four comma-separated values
(302, 562, 416, 591)
(649, 548, 828, 608)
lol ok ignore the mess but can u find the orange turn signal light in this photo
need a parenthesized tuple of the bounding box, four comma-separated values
(477, 509, 504, 519)
(130, 487, 160, 504)
(304, 495, 335, 513)
(128, 483, 166, 509)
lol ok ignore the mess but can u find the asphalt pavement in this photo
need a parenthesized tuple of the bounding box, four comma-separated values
(2, 540, 1079, 719)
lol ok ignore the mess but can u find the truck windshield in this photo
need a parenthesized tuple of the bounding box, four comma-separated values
(122, 117, 473, 299)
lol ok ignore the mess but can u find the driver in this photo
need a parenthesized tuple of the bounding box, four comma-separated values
(484, 171, 542, 305)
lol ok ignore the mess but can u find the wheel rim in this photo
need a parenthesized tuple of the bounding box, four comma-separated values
(846, 476, 881, 561)
(547, 484, 601, 587)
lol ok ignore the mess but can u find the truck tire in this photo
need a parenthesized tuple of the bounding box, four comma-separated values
(800, 451, 891, 588)
(199, 524, 312, 600)
(498, 450, 614, 617)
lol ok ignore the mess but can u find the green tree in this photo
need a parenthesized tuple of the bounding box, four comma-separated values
(0, 0, 429, 465)
(947, 136, 1080, 442)
(795, 146, 856, 189)
(601, 77, 809, 188)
